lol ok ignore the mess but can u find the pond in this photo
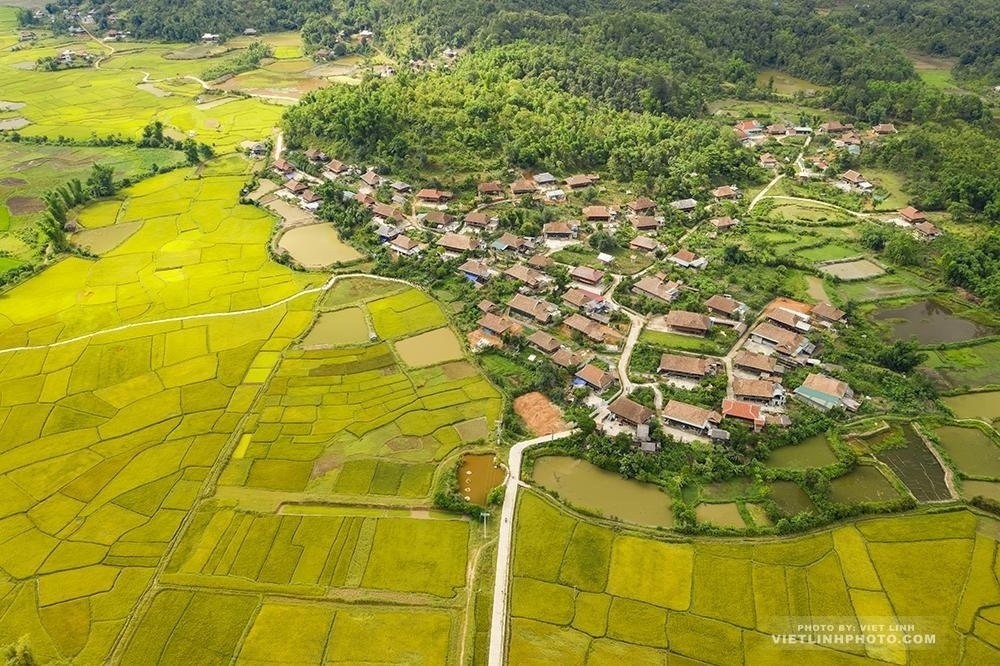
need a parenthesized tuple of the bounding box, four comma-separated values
(695, 502, 746, 528)
(277, 224, 362, 268)
(300, 307, 370, 347)
(71, 221, 142, 254)
(830, 466, 901, 505)
(768, 481, 815, 516)
(875, 425, 951, 502)
(942, 392, 1000, 424)
(935, 426, 1000, 478)
(457, 454, 506, 506)
(767, 434, 838, 469)
(394, 327, 465, 368)
(873, 300, 995, 345)
(531, 456, 673, 528)
(960, 480, 1000, 502)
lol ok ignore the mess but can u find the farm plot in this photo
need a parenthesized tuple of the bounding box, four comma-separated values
(0, 304, 313, 664)
(121, 591, 457, 664)
(921, 340, 1000, 391)
(508, 492, 999, 664)
(163, 508, 469, 598)
(0, 167, 317, 348)
(819, 258, 886, 280)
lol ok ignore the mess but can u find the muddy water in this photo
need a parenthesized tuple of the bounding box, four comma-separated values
(278, 224, 362, 268)
(875, 425, 950, 501)
(71, 221, 141, 254)
(768, 481, 815, 515)
(830, 466, 901, 504)
(695, 502, 745, 528)
(935, 426, 1000, 478)
(458, 454, 506, 506)
(767, 434, 838, 469)
(873, 300, 995, 344)
(394, 327, 464, 367)
(301, 308, 369, 347)
(942, 392, 1000, 423)
(532, 456, 673, 527)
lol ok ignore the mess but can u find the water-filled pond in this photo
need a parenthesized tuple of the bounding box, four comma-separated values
(960, 480, 1000, 501)
(829, 466, 901, 504)
(531, 456, 673, 527)
(301, 308, 370, 347)
(767, 434, 838, 469)
(942, 392, 1000, 424)
(768, 481, 815, 516)
(457, 454, 506, 506)
(934, 426, 1000, 478)
(873, 300, 995, 344)
(278, 224, 362, 268)
(875, 425, 951, 501)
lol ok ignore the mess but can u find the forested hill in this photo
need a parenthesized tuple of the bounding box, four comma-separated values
(116, 0, 330, 41)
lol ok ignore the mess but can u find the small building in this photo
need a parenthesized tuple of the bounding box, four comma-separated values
(732, 378, 786, 407)
(570, 266, 605, 285)
(285, 179, 307, 195)
(914, 221, 941, 239)
(371, 203, 405, 224)
(632, 275, 680, 304)
(375, 223, 400, 241)
(794, 373, 859, 411)
(565, 174, 598, 189)
(528, 330, 561, 354)
(437, 233, 480, 254)
(390, 181, 412, 194)
(300, 189, 322, 210)
(492, 233, 533, 254)
(897, 206, 926, 224)
(765, 307, 811, 333)
(511, 179, 536, 195)
(664, 310, 712, 336)
(669, 249, 707, 269)
(658, 354, 715, 379)
(478, 313, 514, 337)
(750, 323, 814, 358)
(464, 211, 497, 231)
(711, 185, 741, 200)
(304, 148, 328, 163)
(508, 294, 558, 324)
(528, 254, 555, 270)
(545, 189, 566, 202)
(710, 216, 740, 231)
(721, 399, 765, 430)
(873, 123, 897, 135)
(704, 294, 747, 319)
(272, 158, 294, 176)
(735, 120, 762, 135)
(389, 235, 421, 256)
(424, 210, 456, 230)
(574, 364, 616, 391)
(478, 300, 498, 313)
(628, 197, 657, 214)
(542, 221, 577, 240)
(670, 198, 698, 213)
(608, 396, 654, 427)
(504, 264, 547, 290)
(458, 259, 492, 284)
(633, 216, 661, 232)
(416, 188, 454, 203)
(663, 400, 721, 434)
(533, 172, 557, 187)
(551, 348, 583, 370)
(563, 288, 606, 312)
(325, 159, 347, 174)
(629, 236, 659, 253)
(759, 153, 780, 169)
(582, 205, 612, 221)
(839, 170, 873, 192)
(811, 302, 846, 325)
(818, 121, 853, 134)
(360, 170, 382, 188)
(565, 313, 606, 342)
(732, 350, 780, 376)
(478, 181, 504, 198)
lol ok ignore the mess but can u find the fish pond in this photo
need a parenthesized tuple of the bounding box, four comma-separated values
(531, 456, 673, 527)
(935, 426, 1000, 478)
(300, 307, 370, 347)
(942, 392, 1000, 424)
(873, 300, 995, 345)
(829, 465, 901, 504)
(768, 481, 815, 516)
(458, 453, 506, 506)
(277, 224, 363, 268)
(695, 502, 746, 528)
(960, 480, 1000, 502)
(766, 434, 838, 469)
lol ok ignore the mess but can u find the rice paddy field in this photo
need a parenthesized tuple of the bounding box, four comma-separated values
(509, 492, 1000, 664)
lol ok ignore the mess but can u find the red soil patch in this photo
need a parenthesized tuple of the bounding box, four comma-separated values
(514, 392, 568, 436)
(6, 196, 44, 215)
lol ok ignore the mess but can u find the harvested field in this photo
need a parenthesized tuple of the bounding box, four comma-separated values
(71, 221, 142, 254)
(514, 391, 568, 436)
(136, 83, 170, 97)
(0, 117, 29, 130)
(819, 258, 886, 280)
(5, 194, 44, 214)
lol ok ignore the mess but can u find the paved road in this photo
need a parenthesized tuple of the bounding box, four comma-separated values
(487, 429, 577, 666)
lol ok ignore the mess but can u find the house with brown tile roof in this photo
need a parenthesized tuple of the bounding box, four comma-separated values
(424, 210, 456, 229)
(914, 221, 941, 239)
(664, 310, 712, 336)
(704, 294, 747, 319)
(711, 185, 740, 200)
(389, 235, 421, 256)
(504, 264, 547, 289)
(811, 302, 845, 324)
(710, 216, 739, 231)
(722, 399, 765, 430)
(565, 313, 606, 342)
(794, 373, 858, 411)
(478, 313, 514, 336)
(326, 159, 347, 174)
(766, 307, 812, 332)
(633, 216, 661, 232)
(657, 354, 715, 378)
(732, 350, 779, 375)
(527, 330, 561, 354)
(477, 181, 503, 197)
(750, 323, 814, 357)
(508, 294, 558, 324)
(663, 400, 721, 433)
(669, 249, 707, 269)
(371, 202, 405, 223)
(551, 347, 583, 369)
(464, 211, 496, 230)
(285, 179, 307, 195)
(570, 266, 605, 285)
(566, 174, 598, 189)
(582, 205, 612, 221)
(437, 233, 480, 254)
(629, 236, 660, 253)
(897, 206, 926, 224)
(458, 259, 492, 283)
(527, 254, 554, 269)
(632, 275, 680, 304)
(628, 197, 657, 213)
(575, 364, 616, 391)
(360, 170, 381, 188)
(416, 188, 454, 203)
(733, 378, 786, 406)
(511, 179, 536, 195)
(609, 396, 654, 426)
(542, 221, 577, 240)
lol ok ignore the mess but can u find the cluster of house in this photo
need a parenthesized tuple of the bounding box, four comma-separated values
(894, 206, 941, 239)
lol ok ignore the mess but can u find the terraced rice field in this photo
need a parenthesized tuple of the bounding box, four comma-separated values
(509, 492, 1000, 664)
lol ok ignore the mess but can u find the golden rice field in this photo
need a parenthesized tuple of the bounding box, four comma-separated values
(509, 492, 1000, 665)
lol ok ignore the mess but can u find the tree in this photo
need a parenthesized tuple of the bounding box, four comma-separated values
(86, 164, 115, 198)
(588, 230, 618, 253)
(874, 339, 926, 373)
(3, 637, 35, 666)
